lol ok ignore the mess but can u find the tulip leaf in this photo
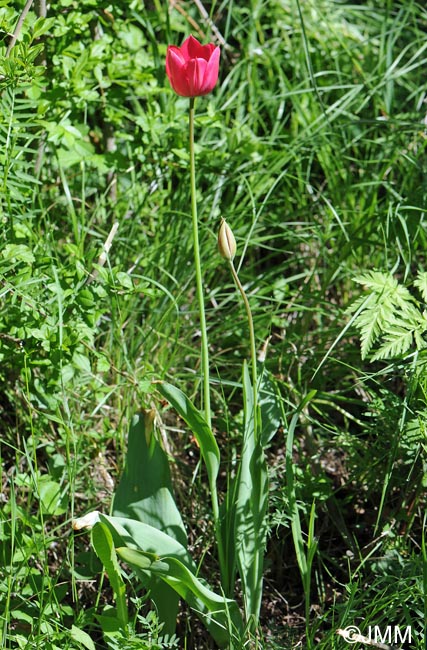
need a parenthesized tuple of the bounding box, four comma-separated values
(94, 514, 185, 636)
(218, 368, 279, 603)
(113, 410, 187, 546)
(98, 512, 200, 635)
(234, 361, 268, 620)
(97, 514, 243, 647)
(112, 410, 186, 634)
(157, 381, 220, 486)
(259, 369, 282, 446)
(91, 521, 128, 629)
(99, 514, 198, 572)
(116, 547, 243, 648)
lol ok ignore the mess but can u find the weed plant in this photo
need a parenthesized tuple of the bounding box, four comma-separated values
(1, 0, 427, 648)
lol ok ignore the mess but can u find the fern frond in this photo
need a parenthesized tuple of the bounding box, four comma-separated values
(353, 304, 385, 359)
(353, 271, 398, 293)
(346, 292, 372, 315)
(0, 86, 42, 224)
(370, 328, 414, 361)
(402, 416, 427, 445)
(414, 329, 427, 350)
(350, 270, 426, 360)
(414, 271, 427, 303)
(393, 283, 418, 312)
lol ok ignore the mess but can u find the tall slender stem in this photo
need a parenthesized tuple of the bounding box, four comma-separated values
(189, 98, 211, 429)
(189, 99, 226, 580)
(229, 258, 265, 622)
(229, 260, 258, 437)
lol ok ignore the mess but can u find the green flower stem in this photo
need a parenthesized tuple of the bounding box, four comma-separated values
(229, 260, 258, 436)
(189, 98, 211, 429)
(188, 98, 226, 583)
(229, 258, 265, 622)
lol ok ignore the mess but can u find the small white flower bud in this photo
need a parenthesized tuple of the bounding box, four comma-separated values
(218, 219, 236, 261)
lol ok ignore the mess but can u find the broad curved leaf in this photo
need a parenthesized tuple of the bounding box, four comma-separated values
(117, 547, 243, 648)
(158, 382, 220, 485)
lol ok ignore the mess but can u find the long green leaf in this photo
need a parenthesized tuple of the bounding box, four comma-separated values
(116, 547, 243, 648)
(99, 514, 198, 572)
(112, 411, 186, 633)
(284, 391, 317, 584)
(157, 382, 220, 485)
(97, 514, 197, 638)
(97, 514, 243, 647)
(91, 522, 128, 628)
(234, 362, 268, 621)
(113, 411, 187, 547)
(286, 411, 307, 579)
(259, 368, 282, 446)
(157, 383, 226, 593)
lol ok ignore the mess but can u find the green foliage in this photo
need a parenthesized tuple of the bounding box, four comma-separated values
(1, 0, 427, 647)
(87, 361, 279, 645)
(349, 270, 427, 360)
(117, 548, 242, 648)
(113, 412, 187, 547)
(112, 411, 185, 634)
(233, 362, 268, 621)
(99, 607, 179, 650)
(96, 513, 244, 648)
(91, 522, 128, 629)
(157, 382, 220, 488)
(93, 373, 274, 645)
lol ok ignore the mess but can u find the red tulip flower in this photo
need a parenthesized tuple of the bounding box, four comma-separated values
(166, 35, 220, 98)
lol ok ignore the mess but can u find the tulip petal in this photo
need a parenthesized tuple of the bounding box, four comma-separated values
(186, 58, 208, 97)
(201, 45, 220, 94)
(166, 48, 191, 96)
(181, 35, 198, 59)
(183, 34, 216, 62)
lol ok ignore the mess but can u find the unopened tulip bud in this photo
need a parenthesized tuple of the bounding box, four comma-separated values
(218, 219, 236, 261)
